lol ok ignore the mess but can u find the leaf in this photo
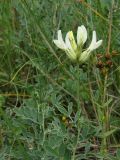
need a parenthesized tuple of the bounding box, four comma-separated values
(99, 0, 112, 10)
(15, 105, 39, 124)
(100, 128, 118, 138)
(117, 148, 120, 159)
(103, 98, 113, 108)
(59, 143, 66, 157)
(45, 146, 59, 157)
(95, 98, 113, 109)
(68, 102, 73, 116)
(55, 104, 68, 116)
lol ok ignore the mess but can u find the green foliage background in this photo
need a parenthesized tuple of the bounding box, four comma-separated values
(0, 0, 120, 159)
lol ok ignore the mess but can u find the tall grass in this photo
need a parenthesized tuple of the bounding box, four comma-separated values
(0, 0, 120, 159)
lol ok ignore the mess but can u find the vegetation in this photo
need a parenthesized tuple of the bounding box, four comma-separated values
(0, 0, 120, 159)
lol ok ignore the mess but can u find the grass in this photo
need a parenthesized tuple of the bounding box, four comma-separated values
(0, 0, 120, 159)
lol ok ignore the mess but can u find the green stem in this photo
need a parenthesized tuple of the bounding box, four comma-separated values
(101, 74, 108, 153)
(72, 63, 81, 160)
(101, 0, 113, 153)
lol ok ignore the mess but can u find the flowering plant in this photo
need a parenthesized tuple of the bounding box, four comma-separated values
(53, 25, 102, 63)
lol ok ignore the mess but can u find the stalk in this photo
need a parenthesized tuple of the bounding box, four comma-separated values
(101, 74, 108, 153)
(72, 63, 81, 160)
(101, 0, 113, 153)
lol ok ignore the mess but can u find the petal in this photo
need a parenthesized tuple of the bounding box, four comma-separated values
(65, 32, 77, 60)
(58, 30, 64, 43)
(65, 50, 77, 60)
(53, 30, 67, 50)
(77, 25, 87, 46)
(94, 40, 103, 50)
(53, 40, 66, 50)
(58, 30, 67, 49)
(92, 31, 97, 43)
(66, 31, 77, 50)
(79, 50, 91, 63)
(65, 32, 73, 50)
(65, 32, 77, 52)
(88, 31, 97, 51)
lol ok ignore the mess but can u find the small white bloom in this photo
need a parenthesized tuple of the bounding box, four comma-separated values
(53, 25, 103, 63)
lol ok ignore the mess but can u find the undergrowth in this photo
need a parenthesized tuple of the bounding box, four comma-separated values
(0, 0, 120, 159)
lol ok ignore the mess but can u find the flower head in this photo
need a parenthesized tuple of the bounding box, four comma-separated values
(53, 25, 103, 63)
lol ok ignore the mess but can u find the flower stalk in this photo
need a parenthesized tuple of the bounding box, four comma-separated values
(72, 63, 81, 160)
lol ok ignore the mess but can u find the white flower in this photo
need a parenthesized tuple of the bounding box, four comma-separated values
(53, 25, 103, 62)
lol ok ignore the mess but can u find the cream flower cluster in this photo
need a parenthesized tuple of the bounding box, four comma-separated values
(53, 25, 102, 63)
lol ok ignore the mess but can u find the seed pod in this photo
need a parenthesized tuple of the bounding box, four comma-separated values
(64, 119, 69, 125)
(96, 61, 104, 69)
(112, 50, 118, 56)
(105, 53, 111, 59)
(96, 54, 103, 59)
(106, 60, 113, 67)
(101, 68, 108, 76)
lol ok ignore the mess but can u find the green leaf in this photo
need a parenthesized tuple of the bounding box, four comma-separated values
(15, 105, 39, 124)
(45, 146, 59, 157)
(55, 104, 68, 116)
(117, 148, 120, 159)
(68, 102, 73, 116)
(100, 128, 118, 138)
(103, 98, 113, 108)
